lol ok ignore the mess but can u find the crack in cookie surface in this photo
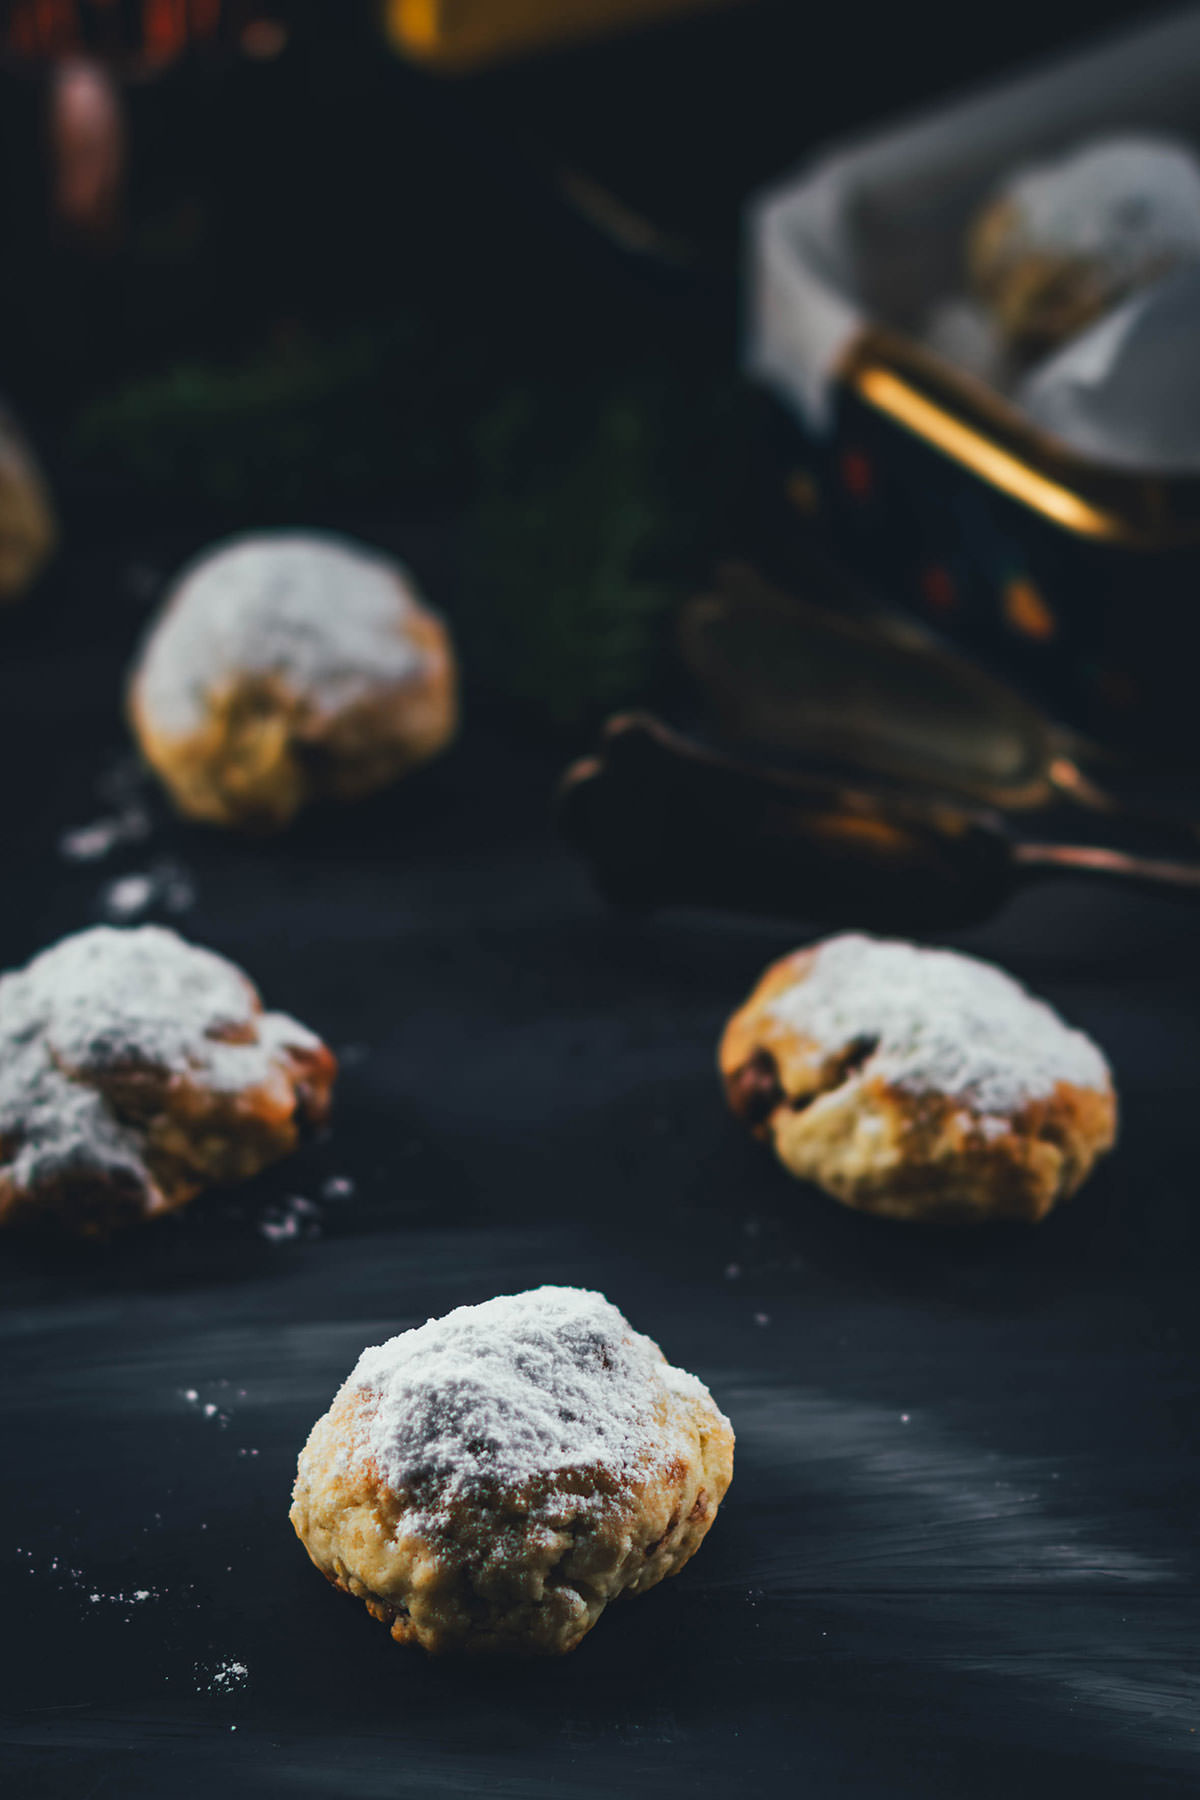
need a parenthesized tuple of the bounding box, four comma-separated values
(720, 935, 1116, 1225)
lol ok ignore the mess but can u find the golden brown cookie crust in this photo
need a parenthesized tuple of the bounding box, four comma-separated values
(720, 945, 1117, 1226)
(292, 1390, 731, 1657)
(290, 1309, 734, 1657)
(0, 926, 336, 1237)
(0, 1036, 335, 1236)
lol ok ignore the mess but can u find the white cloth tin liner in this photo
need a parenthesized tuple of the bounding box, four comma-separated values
(746, 7, 1200, 471)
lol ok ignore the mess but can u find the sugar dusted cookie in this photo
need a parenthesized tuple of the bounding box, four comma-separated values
(290, 1286, 734, 1656)
(720, 933, 1115, 1225)
(969, 135, 1200, 356)
(128, 531, 457, 830)
(0, 925, 335, 1236)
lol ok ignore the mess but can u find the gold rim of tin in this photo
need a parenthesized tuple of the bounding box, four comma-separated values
(839, 326, 1200, 551)
(385, 0, 745, 72)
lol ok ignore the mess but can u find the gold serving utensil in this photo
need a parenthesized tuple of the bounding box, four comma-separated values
(677, 561, 1193, 839)
(559, 713, 1200, 931)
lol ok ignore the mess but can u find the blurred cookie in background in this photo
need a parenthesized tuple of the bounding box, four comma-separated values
(128, 532, 457, 830)
(969, 135, 1200, 359)
(0, 403, 56, 603)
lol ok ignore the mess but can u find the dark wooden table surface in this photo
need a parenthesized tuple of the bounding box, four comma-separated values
(2, 545, 1199, 1798)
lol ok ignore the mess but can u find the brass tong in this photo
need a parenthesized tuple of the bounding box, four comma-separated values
(558, 565, 1200, 929)
(677, 562, 1196, 832)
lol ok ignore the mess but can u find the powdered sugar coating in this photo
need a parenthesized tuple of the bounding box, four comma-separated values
(994, 135, 1200, 291)
(134, 532, 430, 737)
(0, 925, 319, 1192)
(336, 1287, 717, 1522)
(768, 934, 1110, 1117)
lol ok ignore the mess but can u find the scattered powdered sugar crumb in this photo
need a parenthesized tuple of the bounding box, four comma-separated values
(0, 925, 320, 1192)
(181, 1378, 240, 1427)
(59, 758, 154, 865)
(333, 1287, 720, 1524)
(99, 859, 195, 923)
(768, 934, 1110, 1115)
(59, 811, 150, 865)
(258, 1194, 321, 1243)
(200, 1659, 249, 1694)
(321, 1174, 355, 1202)
(15, 1549, 170, 1610)
(101, 873, 157, 921)
(134, 532, 432, 737)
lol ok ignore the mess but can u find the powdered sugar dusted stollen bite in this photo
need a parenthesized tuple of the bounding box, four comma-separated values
(290, 1286, 734, 1656)
(969, 135, 1200, 356)
(128, 531, 458, 829)
(0, 925, 336, 1236)
(720, 934, 1116, 1225)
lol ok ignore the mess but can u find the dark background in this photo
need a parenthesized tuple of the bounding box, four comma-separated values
(3, 4, 1199, 1797)
(0, 0, 1160, 527)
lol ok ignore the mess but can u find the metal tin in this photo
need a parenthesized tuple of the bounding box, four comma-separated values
(748, 10, 1200, 746)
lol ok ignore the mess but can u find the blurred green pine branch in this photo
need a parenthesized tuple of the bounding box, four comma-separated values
(67, 328, 758, 729)
(69, 321, 480, 518)
(462, 361, 756, 729)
